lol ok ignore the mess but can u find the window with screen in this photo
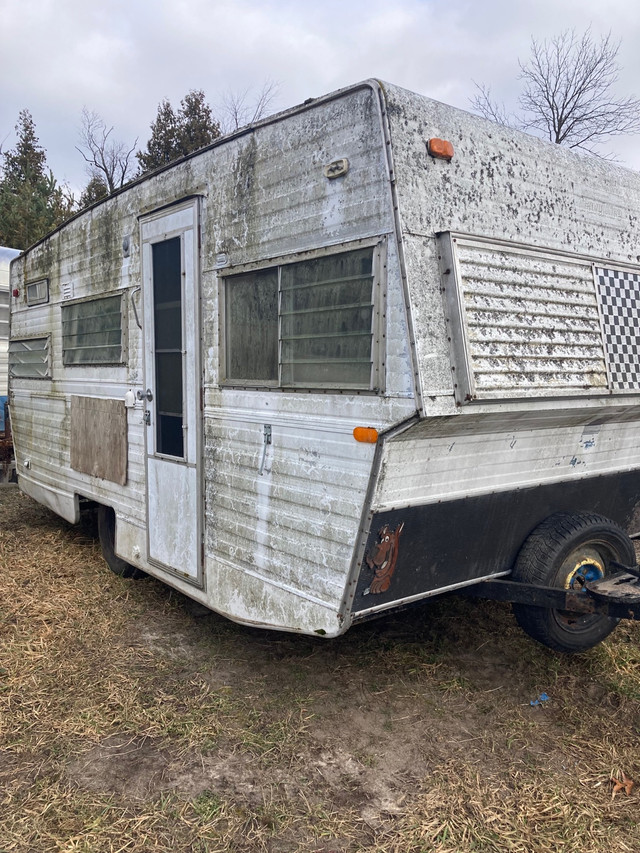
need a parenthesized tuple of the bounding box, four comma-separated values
(61, 294, 123, 366)
(224, 244, 380, 390)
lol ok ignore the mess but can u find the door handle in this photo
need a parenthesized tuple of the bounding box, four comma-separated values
(136, 388, 153, 402)
(259, 424, 272, 476)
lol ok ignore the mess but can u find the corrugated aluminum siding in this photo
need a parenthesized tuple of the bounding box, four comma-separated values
(374, 412, 640, 512)
(447, 237, 609, 399)
(9, 83, 417, 631)
(204, 411, 374, 607)
(383, 82, 640, 409)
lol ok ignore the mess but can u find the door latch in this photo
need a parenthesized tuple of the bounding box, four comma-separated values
(143, 411, 151, 426)
(259, 424, 272, 476)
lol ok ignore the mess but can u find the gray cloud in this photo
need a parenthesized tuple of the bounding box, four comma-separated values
(2, 0, 640, 195)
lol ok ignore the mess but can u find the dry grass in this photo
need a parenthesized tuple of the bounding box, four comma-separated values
(2, 487, 640, 852)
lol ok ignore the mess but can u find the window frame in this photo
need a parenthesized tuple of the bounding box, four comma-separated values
(25, 277, 49, 306)
(61, 292, 126, 367)
(219, 238, 386, 393)
(8, 335, 52, 379)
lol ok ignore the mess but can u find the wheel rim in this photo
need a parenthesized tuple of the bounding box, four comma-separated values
(554, 545, 609, 631)
(563, 551, 605, 591)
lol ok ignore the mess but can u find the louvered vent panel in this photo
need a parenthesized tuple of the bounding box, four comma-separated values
(9, 336, 51, 379)
(453, 239, 608, 397)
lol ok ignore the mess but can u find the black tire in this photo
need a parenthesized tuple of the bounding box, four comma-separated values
(97, 505, 146, 579)
(511, 511, 634, 653)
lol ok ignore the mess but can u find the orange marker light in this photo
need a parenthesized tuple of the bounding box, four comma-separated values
(353, 427, 379, 443)
(427, 138, 454, 161)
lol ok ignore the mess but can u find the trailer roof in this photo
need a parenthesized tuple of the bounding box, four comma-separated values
(17, 78, 640, 255)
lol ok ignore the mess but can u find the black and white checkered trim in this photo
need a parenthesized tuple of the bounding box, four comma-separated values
(597, 267, 640, 390)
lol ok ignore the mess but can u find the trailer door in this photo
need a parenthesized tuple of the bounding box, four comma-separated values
(141, 202, 201, 584)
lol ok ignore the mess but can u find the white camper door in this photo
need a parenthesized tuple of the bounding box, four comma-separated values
(141, 203, 201, 583)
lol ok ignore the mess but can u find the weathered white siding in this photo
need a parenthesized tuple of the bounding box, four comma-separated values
(9, 83, 417, 635)
(374, 411, 640, 516)
(12, 79, 640, 635)
(194, 86, 416, 629)
(382, 82, 640, 412)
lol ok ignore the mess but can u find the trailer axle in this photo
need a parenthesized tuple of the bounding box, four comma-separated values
(460, 570, 640, 621)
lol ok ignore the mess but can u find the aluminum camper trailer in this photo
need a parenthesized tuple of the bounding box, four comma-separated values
(9, 80, 640, 652)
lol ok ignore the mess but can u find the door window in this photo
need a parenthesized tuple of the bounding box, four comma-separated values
(152, 237, 184, 458)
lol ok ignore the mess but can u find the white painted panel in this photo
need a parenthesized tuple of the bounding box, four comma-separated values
(374, 413, 640, 511)
(147, 457, 198, 579)
(204, 408, 377, 607)
(384, 82, 640, 411)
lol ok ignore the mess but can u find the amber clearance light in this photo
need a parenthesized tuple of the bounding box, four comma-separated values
(353, 427, 379, 443)
(427, 138, 454, 161)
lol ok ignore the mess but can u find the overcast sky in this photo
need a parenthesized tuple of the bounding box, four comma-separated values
(2, 0, 640, 195)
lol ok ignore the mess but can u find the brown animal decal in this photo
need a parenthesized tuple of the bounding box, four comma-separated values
(365, 522, 404, 594)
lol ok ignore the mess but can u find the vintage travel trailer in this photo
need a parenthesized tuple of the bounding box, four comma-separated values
(9, 80, 640, 652)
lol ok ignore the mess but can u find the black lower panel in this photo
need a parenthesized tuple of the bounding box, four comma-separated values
(350, 470, 640, 616)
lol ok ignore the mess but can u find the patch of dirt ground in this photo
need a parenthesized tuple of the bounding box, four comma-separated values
(2, 486, 640, 852)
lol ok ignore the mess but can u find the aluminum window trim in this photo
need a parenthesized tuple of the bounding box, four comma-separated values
(8, 334, 52, 379)
(60, 292, 127, 367)
(25, 277, 49, 307)
(219, 237, 387, 393)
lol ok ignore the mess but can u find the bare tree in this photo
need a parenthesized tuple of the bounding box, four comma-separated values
(470, 29, 640, 157)
(218, 81, 280, 134)
(469, 82, 515, 127)
(76, 108, 137, 194)
(520, 30, 640, 153)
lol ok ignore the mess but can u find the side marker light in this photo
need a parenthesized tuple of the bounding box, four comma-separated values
(353, 427, 379, 443)
(427, 138, 454, 161)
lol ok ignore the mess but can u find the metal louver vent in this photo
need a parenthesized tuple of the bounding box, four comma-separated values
(440, 234, 609, 401)
(9, 337, 51, 379)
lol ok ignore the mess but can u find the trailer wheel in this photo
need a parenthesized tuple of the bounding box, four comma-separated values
(97, 505, 146, 579)
(511, 512, 634, 653)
